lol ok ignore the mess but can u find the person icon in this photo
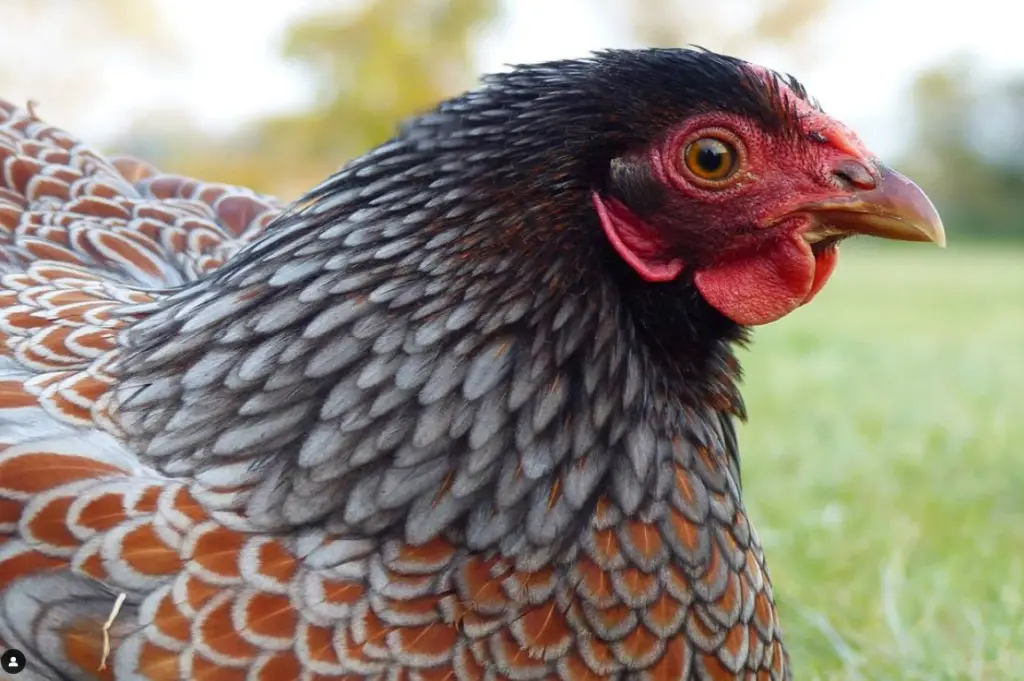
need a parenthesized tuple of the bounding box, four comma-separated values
(1, 648, 26, 675)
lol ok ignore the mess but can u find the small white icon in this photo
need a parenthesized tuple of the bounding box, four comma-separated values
(1, 648, 25, 674)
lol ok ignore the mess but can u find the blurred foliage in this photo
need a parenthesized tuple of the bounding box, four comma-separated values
(898, 57, 1024, 242)
(115, 0, 836, 199)
(607, 0, 832, 64)
(0, 0, 175, 112)
(152, 0, 501, 198)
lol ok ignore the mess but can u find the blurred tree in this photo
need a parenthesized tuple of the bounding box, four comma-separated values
(273, 0, 498, 164)
(899, 58, 1024, 241)
(166, 0, 501, 198)
(0, 0, 175, 113)
(90, 0, 836, 200)
(152, 0, 834, 198)
(605, 0, 833, 64)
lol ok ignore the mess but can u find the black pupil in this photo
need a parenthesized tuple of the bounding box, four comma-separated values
(697, 141, 726, 172)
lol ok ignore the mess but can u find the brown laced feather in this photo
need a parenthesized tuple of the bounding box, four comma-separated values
(0, 48, 804, 680)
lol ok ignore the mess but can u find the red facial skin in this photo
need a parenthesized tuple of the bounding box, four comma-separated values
(594, 77, 877, 326)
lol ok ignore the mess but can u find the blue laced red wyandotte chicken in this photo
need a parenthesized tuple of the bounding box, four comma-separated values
(0, 49, 943, 680)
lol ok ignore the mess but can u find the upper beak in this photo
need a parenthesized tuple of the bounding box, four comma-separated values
(795, 163, 946, 248)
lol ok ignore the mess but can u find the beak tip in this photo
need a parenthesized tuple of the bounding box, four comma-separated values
(921, 217, 946, 248)
(776, 163, 949, 250)
(863, 166, 948, 249)
(925, 214, 946, 249)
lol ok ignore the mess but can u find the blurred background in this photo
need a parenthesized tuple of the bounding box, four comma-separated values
(1, 1, 1021, 679)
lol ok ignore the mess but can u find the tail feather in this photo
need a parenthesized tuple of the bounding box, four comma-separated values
(0, 98, 282, 286)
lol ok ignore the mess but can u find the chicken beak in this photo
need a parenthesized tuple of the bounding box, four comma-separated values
(797, 164, 946, 248)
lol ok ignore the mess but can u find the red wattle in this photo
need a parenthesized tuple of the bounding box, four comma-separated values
(805, 243, 839, 303)
(693, 233, 838, 326)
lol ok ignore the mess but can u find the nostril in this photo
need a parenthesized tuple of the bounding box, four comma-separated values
(832, 159, 876, 190)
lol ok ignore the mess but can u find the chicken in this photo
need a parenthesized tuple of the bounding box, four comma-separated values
(0, 49, 943, 681)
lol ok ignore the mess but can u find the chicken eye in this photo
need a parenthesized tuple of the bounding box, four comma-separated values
(683, 137, 737, 182)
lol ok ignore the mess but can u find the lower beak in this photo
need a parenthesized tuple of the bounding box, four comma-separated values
(796, 164, 946, 248)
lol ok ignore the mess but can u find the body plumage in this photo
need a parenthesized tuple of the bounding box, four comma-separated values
(0, 49, 943, 680)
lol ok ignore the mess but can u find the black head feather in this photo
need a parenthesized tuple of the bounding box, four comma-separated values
(400, 48, 818, 212)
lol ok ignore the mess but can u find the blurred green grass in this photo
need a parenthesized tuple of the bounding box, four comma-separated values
(739, 243, 1024, 680)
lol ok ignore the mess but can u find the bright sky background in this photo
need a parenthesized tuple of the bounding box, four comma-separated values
(5, 0, 1022, 159)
